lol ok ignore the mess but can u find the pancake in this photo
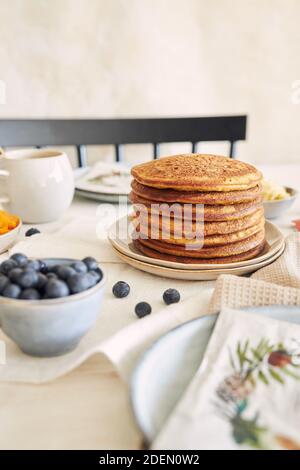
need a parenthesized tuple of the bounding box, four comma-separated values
(131, 154, 262, 192)
(136, 219, 265, 247)
(132, 207, 264, 237)
(130, 191, 263, 222)
(131, 180, 262, 205)
(136, 229, 265, 259)
(133, 239, 266, 264)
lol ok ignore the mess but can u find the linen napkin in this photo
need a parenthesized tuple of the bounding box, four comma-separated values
(208, 232, 300, 314)
(152, 307, 300, 450)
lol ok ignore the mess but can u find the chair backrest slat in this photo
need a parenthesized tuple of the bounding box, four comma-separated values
(0, 116, 247, 165)
(191, 142, 197, 153)
(114, 144, 123, 162)
(153, 142, 160, 159)
(76, 145, 88, 167)
(229, 141, 236, 158)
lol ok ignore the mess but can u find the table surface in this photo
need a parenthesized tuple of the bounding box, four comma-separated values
(0, 163, 299, 450)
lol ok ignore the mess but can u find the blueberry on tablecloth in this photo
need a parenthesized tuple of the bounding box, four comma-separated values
(163, 288, 181, 305)
(112, 281, 130, 298)
(135, 302, 152, 318)
(25, 228, 41, 237)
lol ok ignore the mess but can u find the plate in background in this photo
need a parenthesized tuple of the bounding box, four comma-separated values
(131, 305, 300, 444)
(74, 162, 131, 203)
(75, 188, 129, 204)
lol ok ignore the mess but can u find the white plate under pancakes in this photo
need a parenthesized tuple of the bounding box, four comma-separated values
(110, 243, 285, 280)
(108, 217, 285, 271)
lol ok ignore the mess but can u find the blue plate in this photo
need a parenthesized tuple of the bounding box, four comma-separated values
(131, 305, 300, 444)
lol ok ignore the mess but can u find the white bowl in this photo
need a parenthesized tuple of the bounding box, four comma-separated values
(0, 220, 22, 254)
(0, 258, 106, 357)
(263, 187, 298, 219)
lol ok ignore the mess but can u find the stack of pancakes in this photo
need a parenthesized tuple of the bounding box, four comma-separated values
(130, 154, 265, 264)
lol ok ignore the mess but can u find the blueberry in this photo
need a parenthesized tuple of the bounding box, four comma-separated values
(67, 273, 91, 294)
(71, 261, 88, 274)
(135, 302, 152, 318)
(82, 256, 98, 271)
(0, 274, 9, 294)
(36, 273, 48, 290)
(46, 272, 58, 280)
(56, 265, 77, 281)
(85, 272, 98, 288)
(163, 288, 181, 305)
(20, 288, 40, 300)
(26, 259, 41, 271)
(0, 259, 18, 274)
(10, 253, 28, 267)
(112, 281, 130, 298)
(25, 228, 40, 237)
(39, 260, 48, 274)
(8, 268, 23, 283)
(45, 279, 70, 298)
(88, 270, 102, 284)
(2, 283, 21, 299)
(48, 265, 60, 274)
(18, 269, 39, 288)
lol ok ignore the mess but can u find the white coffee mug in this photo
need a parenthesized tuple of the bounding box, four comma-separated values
(0, 148, 75, 223)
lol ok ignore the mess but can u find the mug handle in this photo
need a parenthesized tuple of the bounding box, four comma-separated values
(0, 169, 10, 203)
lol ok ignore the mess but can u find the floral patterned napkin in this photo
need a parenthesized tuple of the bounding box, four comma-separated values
(152, 307, 300, 450)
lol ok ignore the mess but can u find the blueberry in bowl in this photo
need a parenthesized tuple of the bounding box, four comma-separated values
(0, 254, 105, 357)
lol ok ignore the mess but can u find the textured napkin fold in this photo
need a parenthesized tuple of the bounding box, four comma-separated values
(208, 232, 300, 314)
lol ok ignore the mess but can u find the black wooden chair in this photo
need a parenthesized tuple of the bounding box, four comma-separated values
(0, 116, 246, 167)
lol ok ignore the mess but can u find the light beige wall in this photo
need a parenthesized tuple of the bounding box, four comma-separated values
(0, 0, 299, 165)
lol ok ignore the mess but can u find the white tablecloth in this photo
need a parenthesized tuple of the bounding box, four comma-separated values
(0, 163, 299, 448)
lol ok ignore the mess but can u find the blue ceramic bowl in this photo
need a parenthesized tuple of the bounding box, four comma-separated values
(0, 258, 106, 357)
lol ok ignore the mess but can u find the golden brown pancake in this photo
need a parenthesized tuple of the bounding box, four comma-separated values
(136, 219, 265, 247)
(131, 180, 262, 205)
(132, 207, 264, 237)
(130, 191, 263, 222)
(133, 239, 266, 264)
(136, 229, 265, 259)
(131, 154, 262, 192)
